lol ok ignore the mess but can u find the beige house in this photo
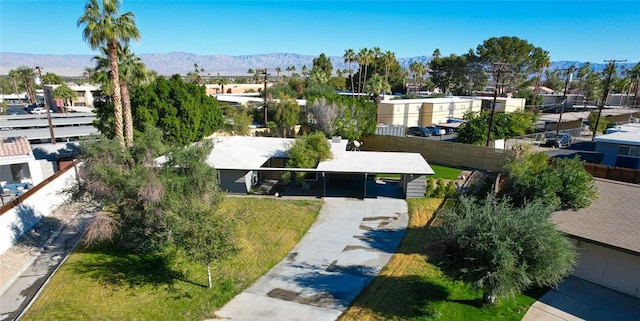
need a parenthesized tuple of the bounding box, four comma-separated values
(378, 97, 483, 127)
(205, 83, 271, 95)
(43, 84, 101, 111)
(475, 96, 526, 113)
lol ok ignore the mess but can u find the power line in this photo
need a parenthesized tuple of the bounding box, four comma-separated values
(591, 59, 626, 140)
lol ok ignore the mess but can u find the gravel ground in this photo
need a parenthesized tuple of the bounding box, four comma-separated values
(0, 203, 81, 293)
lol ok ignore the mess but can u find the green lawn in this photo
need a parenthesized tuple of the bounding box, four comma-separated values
(430, 164, 463, 180)
(23, 197, 321, 321)
(339, 197, 545, 321)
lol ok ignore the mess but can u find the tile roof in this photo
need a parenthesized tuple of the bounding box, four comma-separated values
(0, 136, 31, 157)
(552, 178, 640, 254)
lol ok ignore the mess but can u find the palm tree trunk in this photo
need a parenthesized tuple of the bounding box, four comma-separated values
(121, 82, 134, 147)
(109, 42, 125, 148)
(349, 62, 355, 95)
(11, 79, 20, 104)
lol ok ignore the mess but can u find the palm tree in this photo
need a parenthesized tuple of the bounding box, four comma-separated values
(372, 46, 382, 71)
(15, 66, 37, 104)
(531, 50, 550, 111)
(8, 69, 22, 104)
(577, 62, 592, 95)
(83, 66, 97, 84)
(344, 49, 356, 94)
(78, 0, 140, 148)
(409, 61, 425, 94)
(118, 46, 151, 146)
(382, 50, 396, 85)
(301, 65, 308, 79)
(365, 73, 391, 122)
(275, 66, 281, 81)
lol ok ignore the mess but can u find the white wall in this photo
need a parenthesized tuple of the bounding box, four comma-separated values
(0, 165, 77, 254)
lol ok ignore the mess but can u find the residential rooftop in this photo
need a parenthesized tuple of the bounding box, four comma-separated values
(551, 178, 640, 255)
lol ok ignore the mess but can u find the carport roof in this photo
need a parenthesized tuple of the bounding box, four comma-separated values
(208, 136, 434, 175)
(551, 178, 640, 255)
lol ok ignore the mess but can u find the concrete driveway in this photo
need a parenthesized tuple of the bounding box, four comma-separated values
(523, 276, 640, 321)
(211, 197, 408, 321)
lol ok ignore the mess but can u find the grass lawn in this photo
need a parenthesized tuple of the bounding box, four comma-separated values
(429, 164, 463, 180)
(22, 197, 321, 321)
(338, 197, 545, 321)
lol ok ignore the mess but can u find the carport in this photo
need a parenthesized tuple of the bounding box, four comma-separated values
(207, 136, 434, 199)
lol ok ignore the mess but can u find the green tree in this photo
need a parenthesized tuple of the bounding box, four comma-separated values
(14, 66, 37, 104)
(224, 106, 253, 136)
(53, 83, 77, 110)
(502, 148, 596, 209)
(130, 75, 224, 146)
(78, 0, 141, 148)
(456, 110, 536, 145)
(311, 53, 333, 80)
(267, 96, 300, 136)
(474, 36, 549, 92)
(436, 193, 577, 304)
(588, 111, 608, 134)
(8, 70, 23, 104)
(364, 73, 391, 111)
(42, 72, 64, 85)
(283, 132, 333, 183)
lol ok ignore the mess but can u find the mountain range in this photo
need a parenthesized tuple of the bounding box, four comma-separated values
(0, 52, 635, 77)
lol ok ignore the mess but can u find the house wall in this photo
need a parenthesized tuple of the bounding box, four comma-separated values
(218, 170, 250, 194)
(573, 240, 640, 298)
(595, 142, 640, 169)
(404, 174, 426, 198)
(0, 162, 77, 254)
(378, 101, 422, 127)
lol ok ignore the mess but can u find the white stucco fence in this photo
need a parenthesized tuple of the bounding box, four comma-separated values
(0, 164, 78, 255)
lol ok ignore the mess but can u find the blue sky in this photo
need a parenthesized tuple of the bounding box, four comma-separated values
(1, 0, 639, 62)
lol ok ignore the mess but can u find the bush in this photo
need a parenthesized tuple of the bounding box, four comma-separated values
(434, 178, 447, 198)
(425, 177, 435, 197)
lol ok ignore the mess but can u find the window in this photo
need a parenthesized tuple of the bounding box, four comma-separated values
(618, 145, 640, 157)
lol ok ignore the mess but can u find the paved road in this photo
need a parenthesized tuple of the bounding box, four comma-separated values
(0, 213, 92, 321)
(211, 197, 409, 321)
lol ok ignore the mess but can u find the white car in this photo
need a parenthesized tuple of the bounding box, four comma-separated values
(29, 107, 47, 114)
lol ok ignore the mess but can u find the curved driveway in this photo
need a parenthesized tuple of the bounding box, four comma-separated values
(212, 197, 409, 321)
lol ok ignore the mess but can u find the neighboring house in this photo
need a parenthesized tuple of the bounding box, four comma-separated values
(205, 83, 272, 95)
(552, 178, 640, 298)
(43, 84, 101, 111)
(0, 137, 44, 191)
(475, 96, 526, 113)
(526, 85, 555, 95)
(594, 125, 640, 169)
(204, 136, 434, 198)
(378, 97, 482, 127)
(540, 93, 586, 110)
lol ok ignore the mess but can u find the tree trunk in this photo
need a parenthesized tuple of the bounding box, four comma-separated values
(108, 41, 125, 148)
(483, 291, 497, 304)
(207, 263, 212, 289)
(121, 83, 134, 148)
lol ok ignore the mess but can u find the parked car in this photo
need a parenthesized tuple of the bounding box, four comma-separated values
(29, 107, 47, 114)
(425, 125, 446, 136)
(6, 109, 18, 115)
(545, 133, 572, 148)
(406, 126, 431, 137)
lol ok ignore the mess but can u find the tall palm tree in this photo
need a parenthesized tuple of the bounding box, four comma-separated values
(275, 66, 282, 81)
(118, 46, 151, 146)
(365, 73, 391, 122)
(577, 62, 592, 95)
(382, 50, 396, 85)
(372, 46, 382, 71)
(344, 49, 356, 94)
(8, 69, 22, 104)
(15, 66, 37, 104)
(78, 0, 140, 148)
(531, 50, 550, 112)
(83, 66, 97, 84)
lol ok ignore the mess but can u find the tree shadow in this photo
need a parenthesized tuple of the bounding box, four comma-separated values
(69, 245, 194, 289)
(31, 142, 81, 162)
(9, 203, 65, 251)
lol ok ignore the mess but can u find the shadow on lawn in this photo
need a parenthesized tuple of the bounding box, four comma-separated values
(69, 245, 205, 289)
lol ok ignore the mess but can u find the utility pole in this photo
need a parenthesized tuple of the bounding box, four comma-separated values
(261, 68, 270, 125)
(486, 62, 512, 147)
(555, 66, 576, 139)
(591, 59, 626, 140)
(36, 66, 56, 144)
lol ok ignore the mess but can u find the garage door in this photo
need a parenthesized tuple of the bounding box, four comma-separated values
(574, 241, 640, 298)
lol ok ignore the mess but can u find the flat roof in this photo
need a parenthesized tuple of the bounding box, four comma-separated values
(594, 132, 640, 146)
(208, 136, 434, 175)
(552, 178, 640, 254)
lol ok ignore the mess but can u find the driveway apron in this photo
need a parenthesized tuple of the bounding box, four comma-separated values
(212, 197, 408, 321)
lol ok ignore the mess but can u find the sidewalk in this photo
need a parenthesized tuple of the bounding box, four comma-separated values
(0, 205, 91, 321)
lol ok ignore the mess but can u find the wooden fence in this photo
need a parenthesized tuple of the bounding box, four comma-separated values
(361, 135, 513, 171)
(584, 163, 640, 184)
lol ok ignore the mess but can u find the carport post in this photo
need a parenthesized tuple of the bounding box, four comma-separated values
(322, 172, 326, 197)
(363, 173, 367, 198)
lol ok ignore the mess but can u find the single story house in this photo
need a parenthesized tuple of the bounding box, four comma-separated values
(0, 137, 44, 197)
(594, 127, 640, 169)
(552, 178, 640, 298)
(206, 136, 434, 198)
